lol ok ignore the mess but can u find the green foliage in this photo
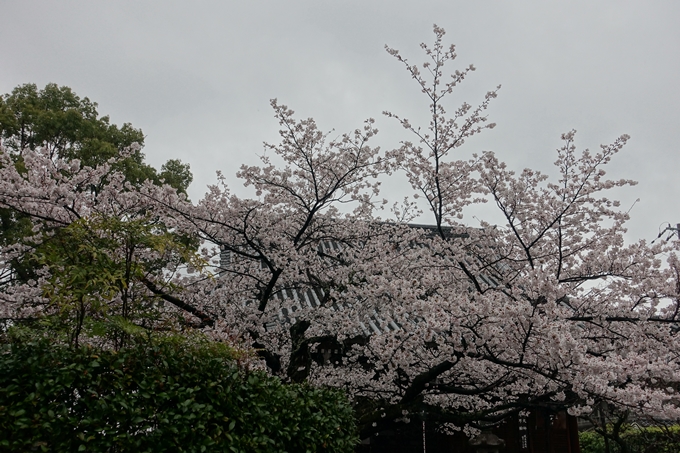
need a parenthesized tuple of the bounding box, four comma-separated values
(0, 83, 147, 177)
(160, 159, 194, 197)
(579, 426, 680, 453)
(626, 425, 680, 453)
(25, 213, 204, 346)
(0, 82, 192, 193)
(0, 206, 34, 279)
(0, 82, 195, 308)
(0, 333, 358, 452)
(579, 430, 609, 453)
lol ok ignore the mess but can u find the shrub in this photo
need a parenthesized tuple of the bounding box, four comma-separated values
(579, 425, 680, 453)
(0, 334, 357, 452)
(579, 430, 608, 453)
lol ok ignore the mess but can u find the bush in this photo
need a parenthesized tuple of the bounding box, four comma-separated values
(624, 425, 680, 453)
(579, 425, 680, 453)
(579, 430, 608, 453)
(0, 334, 357, 452)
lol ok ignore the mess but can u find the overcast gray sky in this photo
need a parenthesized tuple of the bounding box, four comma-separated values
(1, 1, 678, 242)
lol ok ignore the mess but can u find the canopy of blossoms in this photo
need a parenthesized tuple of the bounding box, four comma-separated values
(1, 26, 679, 438)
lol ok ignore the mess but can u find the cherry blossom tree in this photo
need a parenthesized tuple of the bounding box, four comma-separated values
(0, 145, 202, 347)
(2, 25, 680, 440)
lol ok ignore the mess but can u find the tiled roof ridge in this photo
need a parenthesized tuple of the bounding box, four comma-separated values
(217, 222, 497, 336)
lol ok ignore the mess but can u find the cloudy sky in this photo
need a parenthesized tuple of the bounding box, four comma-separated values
(1, 1, 678, 242)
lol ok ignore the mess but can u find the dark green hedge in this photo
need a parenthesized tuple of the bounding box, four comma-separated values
(0, 336, 357, 452)
(580, 426, 680, 453)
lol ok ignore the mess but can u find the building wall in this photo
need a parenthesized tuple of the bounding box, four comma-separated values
(356, 410, 580, 453)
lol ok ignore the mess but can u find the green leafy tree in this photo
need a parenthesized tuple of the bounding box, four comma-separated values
(35, 214, 204, 347)
(0, 84, 194, 343)
(160, 159, 194, 196)
(0, 82, 192, 193)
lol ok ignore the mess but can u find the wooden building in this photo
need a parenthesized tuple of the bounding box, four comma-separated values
(219, 226, 583, 453)
(357, 410, 580, 453)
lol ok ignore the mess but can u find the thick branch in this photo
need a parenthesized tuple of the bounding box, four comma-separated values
(141, 277, 215, 327)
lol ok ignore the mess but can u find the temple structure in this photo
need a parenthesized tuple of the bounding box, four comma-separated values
(357, 410, 580, 452)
